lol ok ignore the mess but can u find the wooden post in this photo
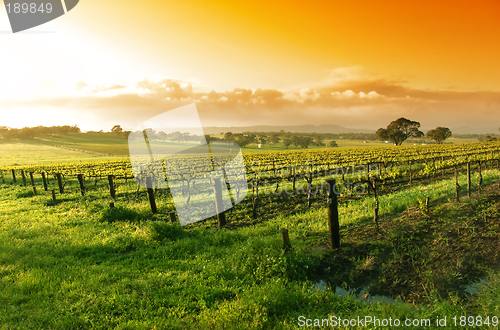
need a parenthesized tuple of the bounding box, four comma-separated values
(408, 161, 412, 184)
(292, 166, 296, 192)
(41, 172, 48, 191)
(467, 162, 471, 198)
(29, 172, 35, 186)
(213, 177, 226, 228)
(169, 211, 176, 223)
(426, 196, 429, 212)
(252, 179, 259, 219)
(21, 170, 26, 186)
(146, 177, 157, 214)
(77, 174, 85, 196)
(108, 175, 116, 199)
(307, 172, 312, 207)
(280, 228, 292, 250)
(455, 166, 460, 202)
(12, 169, 16, 183)
(56, 173, 64, 194)
(51, 189, 56, 204)
(478, 161, 483, 194)
(326, 179, 340, 249)
(442, 156, 445, 178)
(372, 178, 379, 227)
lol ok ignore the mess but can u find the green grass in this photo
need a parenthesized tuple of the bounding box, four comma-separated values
(2, 167, 500, 328)
(0, 141, 121, 167)
(1, 134, 480, 166)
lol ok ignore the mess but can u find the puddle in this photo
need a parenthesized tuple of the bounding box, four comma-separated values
(314, 280, 403, 305)
(464, 277, 488, 295)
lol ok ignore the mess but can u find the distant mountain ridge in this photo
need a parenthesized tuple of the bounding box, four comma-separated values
(202, 124, 374, 134)
(202, 125, 499, 135)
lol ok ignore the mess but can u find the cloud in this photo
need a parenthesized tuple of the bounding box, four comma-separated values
(1, 70, 500, 130)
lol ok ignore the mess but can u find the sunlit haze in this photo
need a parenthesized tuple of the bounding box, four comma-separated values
(1, 0, 499, 132)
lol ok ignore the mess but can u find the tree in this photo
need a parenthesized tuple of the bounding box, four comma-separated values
(111, 125, 123, 134)
(481, 134, 497, 142)
(376, 117, 424, 146)
(313, 136, 324, 147)
(426, 127, 452, 144)
(283, 136, 292, 149)
(328, 140, 338, 147)
(269, 133, 280, 146)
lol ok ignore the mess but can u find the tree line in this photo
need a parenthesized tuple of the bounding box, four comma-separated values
(0, 125, 81, 140)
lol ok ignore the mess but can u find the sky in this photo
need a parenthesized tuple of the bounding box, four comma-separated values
(0, 0, 499, 132)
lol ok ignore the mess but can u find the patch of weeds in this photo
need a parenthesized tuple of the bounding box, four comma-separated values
(151, 221, 187, 241)
(100, 206, 141, 223)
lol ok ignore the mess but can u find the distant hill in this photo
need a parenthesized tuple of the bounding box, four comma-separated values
(448, 127, 500, 135)
(202, 124, 373, 135)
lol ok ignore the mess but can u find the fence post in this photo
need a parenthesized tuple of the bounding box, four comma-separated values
(51, 189, 56, 204)
(467, 162, 471, 198)
(41, 172, 48, 191)
(442, 156, 445, 178)
(77, 174, 85, 196)
(108, 175, 116, 199)
(145, 176, 157, 214)
(326, 179, 340, 249)
(280, 228, 292, 250)
(408, 161, 412, 184)
(21, 170, 26, 186)
(56, 173, 64, 194)
(478, 160, 483, 194)
(169, 211, 176, 223)
(213, 177, 226, 228)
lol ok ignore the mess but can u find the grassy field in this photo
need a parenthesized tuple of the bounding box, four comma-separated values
(1, 161, 500, 328)
(0, 134, 480, 166)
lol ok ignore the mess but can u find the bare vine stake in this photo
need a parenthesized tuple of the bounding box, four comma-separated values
(11, 169, 16, 183)
(29, 172, 35, 186)
(442, 156, 445, 178)
(213, 177, 226, 228)
(467, 162, 471, 198)
(108, 175, 116, 199)
(41, 172, 48, 191)
(146, 177, 158, 214)
(280, 228, 292, 251)
(21, 170, 26, 186)
(56, 173, 64, 194)
(478, 161, 483, 194)
(455, 166, 460, 202)
(77, 174, 85, 196)
(307, 172, 312, 207)
(408, 161, 412, 185)
(326, 179, 340, 249)
(371, 178, 379, 228)
(292, 166, 296, 192)
(426, 196, 430, 212)
(252, 178, 259, 219)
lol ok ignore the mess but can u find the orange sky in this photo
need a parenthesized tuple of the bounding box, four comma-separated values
(1, 0, 499, 131)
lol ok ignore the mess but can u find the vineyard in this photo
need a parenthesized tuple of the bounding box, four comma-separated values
(1, 141, 500, 227)
(3, 141, 500, 329)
